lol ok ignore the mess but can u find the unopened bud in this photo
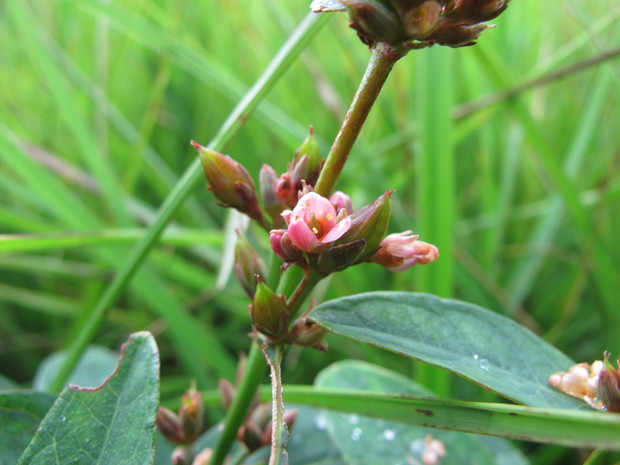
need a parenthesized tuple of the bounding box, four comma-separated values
(192, 448, 213, 465)
(447, 0, 508, 23)
(218, 378, 236, 411)
(234, 233, 266, 299)
(179, 383, 204, 443)
(193, 141, 261, 218)
(431, 23, 490, 47)
(293, 126, 323, 183)
(402, 1, 441, 39)
(249, 278, 290, 340)
(269, 229, 304, 267)
(596, 353, 620, 413)
(288, 317, 330, 351)
(329, 191, 354, 215)
(370, 230, 439, 271)
(334, 190, 394, 264)
(156, 407, 185, 444)
(259, 164, 287, 227)
(342, 0, 402, 45)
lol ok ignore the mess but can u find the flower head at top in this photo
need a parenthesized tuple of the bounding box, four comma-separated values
(281, 192, 352, 254)
(370, 230, 438, 271)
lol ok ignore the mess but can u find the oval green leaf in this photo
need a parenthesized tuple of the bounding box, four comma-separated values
(18, 332, 160, 465)
(310, 292, 584, 409)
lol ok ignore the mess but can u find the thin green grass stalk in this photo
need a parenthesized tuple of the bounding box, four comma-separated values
(475, 46, 620, 352)
(48, 11, 330, 394)
(414, 48, 454, 397)
(8, 1, 132, 227)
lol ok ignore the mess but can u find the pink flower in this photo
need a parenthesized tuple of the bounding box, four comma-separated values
(329, 191, 353, 215)
(281, 192, 351, 253)
(370, 230, 439, 271)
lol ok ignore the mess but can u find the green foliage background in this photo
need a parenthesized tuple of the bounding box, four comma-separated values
(1, 0, 619, 462)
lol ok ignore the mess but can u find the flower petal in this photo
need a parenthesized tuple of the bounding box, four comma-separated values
(288, 218, 321, 252)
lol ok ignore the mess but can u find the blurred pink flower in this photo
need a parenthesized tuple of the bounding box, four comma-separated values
(281, 192, 351, 253)
(370, 230, 438, 271)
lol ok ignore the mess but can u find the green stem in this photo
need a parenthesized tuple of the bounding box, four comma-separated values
(209, 342, 266, 465)
(47, 11, 329, 394)
(267, 345, 286, 465)
(314, 41, 405, 197)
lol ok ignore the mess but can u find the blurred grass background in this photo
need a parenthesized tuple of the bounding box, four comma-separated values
(1, 0, 619, 459)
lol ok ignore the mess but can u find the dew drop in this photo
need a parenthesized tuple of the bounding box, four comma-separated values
(473, 354, 479, 360)
(315, 413, 328, 431)
(351, 427, 363, 441)
(479, 358, 490, 371)
(347, 414, 359, 425)
(409, 438, 424, 455)
(383, 429, 396, 441)
(60, 416, 66, 423)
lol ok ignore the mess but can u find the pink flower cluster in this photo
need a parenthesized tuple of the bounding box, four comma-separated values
(269, 191, 438, 272)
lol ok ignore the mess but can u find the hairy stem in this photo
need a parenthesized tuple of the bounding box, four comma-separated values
(267, 345, 286, 465)
(314, 41, 405, 197)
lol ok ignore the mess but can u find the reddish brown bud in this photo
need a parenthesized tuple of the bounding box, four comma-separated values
(234, 232, 266, 299)
(156, 407, 185, 444)
(179, 383, 204, 443)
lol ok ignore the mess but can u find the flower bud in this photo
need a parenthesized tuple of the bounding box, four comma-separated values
(288, 317, 330, 351)
(259, 164, 287, 227)
(293, 126, 323, 183)
(156, 407, 185, 444)
(402, 1, 441, 39)
(192, 141, 262, 219)
(179, 383, 204, 443)
(234, 232, 266, 299)
(370, 230, 439, 271)
(249, 278, 290, 340)
(431, 23, 490, 47)
(446, 0, 508, 23)
(269, 229, 304, 267)
(192, 448, 213, 465)
(330, 191, 354, 215)
(342, 0, 402, 45)
(218, 378, 236, 411)
(334, 190, 393, 264)
(596, 354, 620, 413)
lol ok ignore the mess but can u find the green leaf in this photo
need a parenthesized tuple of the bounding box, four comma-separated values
(310, 292, 584, 408)
(33, 345, 119, 392)
(18, 332, 160, 465)
(315, 360, 528, 465)
(0, 391, 55, 465)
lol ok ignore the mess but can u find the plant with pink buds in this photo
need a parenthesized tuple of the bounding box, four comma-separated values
(370, 230, 439, 271)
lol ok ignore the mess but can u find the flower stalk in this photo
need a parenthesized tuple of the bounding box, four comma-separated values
(314, 41, 406, 197)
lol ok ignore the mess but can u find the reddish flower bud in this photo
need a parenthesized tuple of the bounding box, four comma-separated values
(402, 1, 441, 39)
(193, 141, 263, 221)
(342, 0, 402, 45)
(234, 232, 266, 299)
(179, 383, 204, 443)
(259, 164, 287, 227)
(288, 317, 330, 351)
(596, 354, 620, 413)
(370, 230, 439, 271)
(249, 278, 290, 340)
(269, 229, 304, 266)
(156, 407, 185, 444)
(330, 191, 354, 215)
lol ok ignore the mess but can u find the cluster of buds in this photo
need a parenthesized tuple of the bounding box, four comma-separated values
(549, 353, 620, 412)
(157, 382, 205, 445)
(269, 189, 438, 276)
(196, 128, 439, 345)
(220, 365, 297, 453)
(313, 0, 509, 48)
